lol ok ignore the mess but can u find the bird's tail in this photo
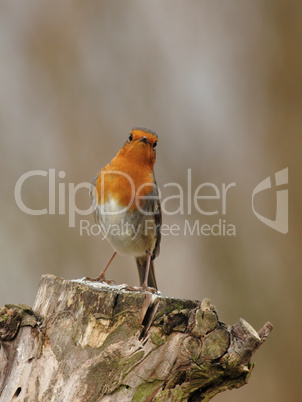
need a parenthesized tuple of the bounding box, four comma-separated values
(136, 256, 157, 289)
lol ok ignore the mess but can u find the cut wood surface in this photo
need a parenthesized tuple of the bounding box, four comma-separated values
(0, 274, 273, 401)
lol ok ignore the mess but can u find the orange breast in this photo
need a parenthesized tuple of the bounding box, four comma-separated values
(95, 159, 154, 210)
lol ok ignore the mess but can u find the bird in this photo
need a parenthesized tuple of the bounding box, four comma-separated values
(88, 127, 161, 291)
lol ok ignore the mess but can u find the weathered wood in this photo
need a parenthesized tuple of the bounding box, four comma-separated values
(0, 274, 272, 401)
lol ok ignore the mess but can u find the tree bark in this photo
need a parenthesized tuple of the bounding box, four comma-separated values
(0, 274, 272, 401)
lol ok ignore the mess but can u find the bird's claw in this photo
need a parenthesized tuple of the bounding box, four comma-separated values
(84, 276, 116, 285)
(124, 285, 158, 293)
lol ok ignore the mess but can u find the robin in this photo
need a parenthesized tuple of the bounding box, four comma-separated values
(88, 127, 161, 291)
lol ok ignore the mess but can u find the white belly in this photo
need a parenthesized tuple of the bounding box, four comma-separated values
(96, 198, 156, 257)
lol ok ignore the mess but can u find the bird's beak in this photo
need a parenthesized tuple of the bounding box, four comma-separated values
(139, 136, 149, 144)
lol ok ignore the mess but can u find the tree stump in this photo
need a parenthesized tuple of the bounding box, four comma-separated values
(0, 274, 272, 401)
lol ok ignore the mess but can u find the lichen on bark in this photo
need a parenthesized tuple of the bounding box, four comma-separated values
(0, 274, 272, 401)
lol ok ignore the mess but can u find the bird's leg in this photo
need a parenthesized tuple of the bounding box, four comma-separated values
(125, 252, 157, 293)
(141, 252, 152, 290)
(85, 251, 117, 283)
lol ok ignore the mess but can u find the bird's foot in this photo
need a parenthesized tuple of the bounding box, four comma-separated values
(124, 285, 158, 294)
(84, 275, 116, 285)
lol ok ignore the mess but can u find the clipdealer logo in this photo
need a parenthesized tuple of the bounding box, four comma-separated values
(252, 168, 288, 234)
(14, 168, 288, 236)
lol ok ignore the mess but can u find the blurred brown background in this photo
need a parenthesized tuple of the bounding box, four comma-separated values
(0, 1, 301, 401)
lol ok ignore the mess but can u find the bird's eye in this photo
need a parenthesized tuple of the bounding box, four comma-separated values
(153, 141, 157, 149)
(128, 133, 133, 142)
